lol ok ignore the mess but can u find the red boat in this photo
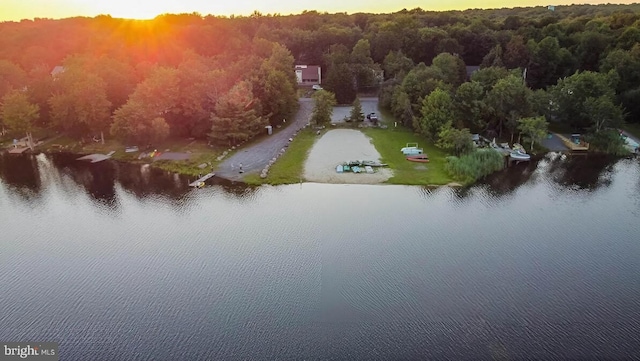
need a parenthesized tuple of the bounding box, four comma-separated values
(406, 154, 429, 163)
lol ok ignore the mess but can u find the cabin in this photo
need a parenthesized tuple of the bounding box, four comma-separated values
(51, 66, 65, 77)
(295, 65, 321, 85)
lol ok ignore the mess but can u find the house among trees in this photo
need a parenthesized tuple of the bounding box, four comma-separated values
(295, 65, 321, 85)
(50, 65, 65, 77)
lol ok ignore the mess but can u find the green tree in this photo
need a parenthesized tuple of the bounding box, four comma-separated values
(517, 116, 548, 151)
(471, 66, 510, 93)
(310, 89, 337, 126)
(431, 53, 467, 87)
(383, 50, 414, 80)
(419, 88, 454, 140)
(209, 81, 267, 146)
(0, 60, 27, 100)
(550, 70, 620, 131)
(487, 74, 532, 140)
(503, 35, 530, 69)
(111, 66, 180, 142)
(150, 117, 170, 143)
(583, 96, 624, 133)
(436, 126, 474, 156)
(349, 98, 364, 122)
(324, 63, 356, 104)
(454, 81, 487, 132)
(49, 66, 112, 140)
(1, 90, 39, 149)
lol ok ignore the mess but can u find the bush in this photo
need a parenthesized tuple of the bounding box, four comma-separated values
(445, 149, 505, 183)
(586, 130, 628, 155)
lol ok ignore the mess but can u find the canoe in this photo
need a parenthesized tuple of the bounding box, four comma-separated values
(361, 160, 388, 167)
(336, 164, 344, 173)
(406, 154, 429, 163)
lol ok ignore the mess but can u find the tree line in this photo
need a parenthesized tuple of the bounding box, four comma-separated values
(1, 4, 640, 151)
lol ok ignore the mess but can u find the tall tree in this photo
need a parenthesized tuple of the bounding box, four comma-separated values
(383, 50, 414, 80)
(431, 53, 467, 87)
(419, 88, 454, 140)
(454, 81, 487, 132)
(349, 98, 364, 122)
(1, 90, 39, 149)
(487, 74, 532, 140)
(209, 81, 267, 146)
(310, 90, 337, 126)
(49, 67, 111, 139)
(517, 116, 548, 151)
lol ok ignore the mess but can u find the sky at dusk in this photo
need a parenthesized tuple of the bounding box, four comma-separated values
(0, 0, 633, 21)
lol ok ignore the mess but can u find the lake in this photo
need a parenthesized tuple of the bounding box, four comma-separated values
(1, 152, 639, 360)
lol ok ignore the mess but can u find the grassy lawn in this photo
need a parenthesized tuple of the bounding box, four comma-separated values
(244, 129, 318, 185)
(38, 135, 226, 177)
(362, 126, 458, 186)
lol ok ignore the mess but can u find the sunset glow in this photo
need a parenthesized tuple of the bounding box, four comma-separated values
(2, 0, 636, 21)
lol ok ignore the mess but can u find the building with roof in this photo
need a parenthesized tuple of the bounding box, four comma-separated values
(295, 65, 321, 85)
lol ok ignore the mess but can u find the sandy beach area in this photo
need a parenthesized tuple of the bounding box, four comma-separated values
(303, 129, 393, 184)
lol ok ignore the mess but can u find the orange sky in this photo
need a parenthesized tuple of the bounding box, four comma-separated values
(1, 0, 634, 21)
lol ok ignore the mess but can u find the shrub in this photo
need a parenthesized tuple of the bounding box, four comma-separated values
(445, 149, 505, 183)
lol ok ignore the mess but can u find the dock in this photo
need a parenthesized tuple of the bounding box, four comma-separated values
(554, 133, 589, 151)
(77, 151, 115, 163)
(189, 172, 215, 187)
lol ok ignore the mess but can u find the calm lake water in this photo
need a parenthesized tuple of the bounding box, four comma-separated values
(1, 153, 639, 360)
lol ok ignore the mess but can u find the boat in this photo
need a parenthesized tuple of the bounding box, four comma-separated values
(365, 166, 374, 174)
(403, 148, 423, 155)
(336, 164, 344, 173)
(125, 146, 139, 153)
(510, 149, 531, 161)
(352, 166, 361, 173)
(361, 160, 388, 167)
(406, 154, 429, 163)
(400, 143, 419, 154)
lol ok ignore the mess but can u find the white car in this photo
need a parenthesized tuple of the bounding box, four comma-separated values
(312, 85, 323, 90)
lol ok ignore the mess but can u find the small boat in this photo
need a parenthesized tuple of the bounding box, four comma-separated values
(403, 148, 423, 155)
(510, 150, 531, 161)
(125, 146, 139, 153)
(343, 165, 351, 172)
(406, 154, 429, 163)
(336, 164, 344, 173)
(352, 166, 361, 173)
(365, 166, 374, 174)
(401, 143, 419, 153)
(361, 160, 388, 167)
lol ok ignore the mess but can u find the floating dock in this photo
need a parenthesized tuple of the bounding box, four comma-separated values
(189, 172, 215, 187)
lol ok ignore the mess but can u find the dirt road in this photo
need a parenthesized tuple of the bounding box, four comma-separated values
(215, 98, 314, 181)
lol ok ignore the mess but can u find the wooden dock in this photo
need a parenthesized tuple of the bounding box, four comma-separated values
(554, 133, 589, 151)
(189, 172, 215, 187)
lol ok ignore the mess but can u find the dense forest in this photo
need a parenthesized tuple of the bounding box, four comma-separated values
(1, 4, 640, 151)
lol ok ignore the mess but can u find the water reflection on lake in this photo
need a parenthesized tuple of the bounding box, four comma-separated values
(1, 152, 639, 360)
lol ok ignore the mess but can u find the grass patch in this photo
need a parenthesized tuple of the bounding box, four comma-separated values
(244, 129, 318, 185)
(362, 126, 458, 186)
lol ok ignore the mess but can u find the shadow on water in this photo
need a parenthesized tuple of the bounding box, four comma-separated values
(447, 153, 623, 201)
(0, 153, 261, 209)
(0, 153, 42, 199)
(544, 153, 618, 191)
